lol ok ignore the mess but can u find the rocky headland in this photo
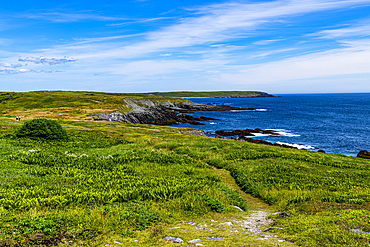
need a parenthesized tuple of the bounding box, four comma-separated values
(93, 98, 318, 151)
(93, 98, 257, 125)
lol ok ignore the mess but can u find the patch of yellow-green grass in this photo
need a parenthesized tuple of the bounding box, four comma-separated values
(0, 91, 192, 122)
(270, 208, 370, 247)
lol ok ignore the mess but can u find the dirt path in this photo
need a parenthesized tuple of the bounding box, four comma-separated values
(215, 169, 276, 212)
(155, 170, 296, 247)
(102, 168, 295, 246)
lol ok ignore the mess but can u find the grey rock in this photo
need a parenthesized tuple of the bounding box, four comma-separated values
(350, 228, 370, 234)
(189, 239, 202, 243)
(219, 222, 233, 226)
(233, 205, 244, 211)
(263, 227, 284, 232)
(357, 150, 370, 159)
(207, 237, 224, 240)
(279, 212, 289, 217)
(93, 97, 254, 126)
(195, 224, 207, 228)
(164, 236, 184, 243)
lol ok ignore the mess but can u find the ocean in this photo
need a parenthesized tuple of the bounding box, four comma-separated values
(173, 93, 370, 157)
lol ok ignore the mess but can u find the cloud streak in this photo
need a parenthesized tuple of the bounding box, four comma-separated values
(0, 68, 55, 75)
(16, 11, 128, 23)
(64, 0, 370, 61)
(0, 63, 22, 68)
(314, 19, 370, 39)
(18, 57, 76, 65)
(218, 41, 370, 85)
(2, 0, 370, 93)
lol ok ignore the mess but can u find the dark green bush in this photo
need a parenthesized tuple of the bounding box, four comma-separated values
(15, 118, 69, 141)
(201, 194, 226, 213)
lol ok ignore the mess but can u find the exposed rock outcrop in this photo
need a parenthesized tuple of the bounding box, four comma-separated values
(357, 150, 370, 159)
(215, 128, 279, 137)
(214, 128, 303, 150)
(239, 136, 301, 149)
(93, 98, 255, 125)
(93, 107, 218, 125)
(175, 103, 256, 113)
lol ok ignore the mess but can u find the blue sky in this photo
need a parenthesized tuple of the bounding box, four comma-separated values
(1, 0, 370, 94)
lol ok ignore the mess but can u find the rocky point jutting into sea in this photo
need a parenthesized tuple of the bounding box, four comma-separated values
(93, 97, 310, 151)
(93, 97, 257, 125)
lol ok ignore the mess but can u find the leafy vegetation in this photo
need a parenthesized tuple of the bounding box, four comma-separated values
(0, 91, 191, 122)
(0, 90, 369, 246)
(0, 119, 250, 246)
(15, 118, 69, 141)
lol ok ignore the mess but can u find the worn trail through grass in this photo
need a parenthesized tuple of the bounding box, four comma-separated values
(133, 170, 295, 247)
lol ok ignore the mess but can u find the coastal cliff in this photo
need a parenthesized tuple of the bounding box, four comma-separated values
(93, 97, 256, 125)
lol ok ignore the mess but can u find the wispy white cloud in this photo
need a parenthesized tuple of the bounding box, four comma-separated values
(248, 48, 296, 58)
(0, 62, 22, 68)
(18, 56, 76, 65)
(253, 39, 284, 45)
(314, 20, 370, 39)
(63, 0, 370, 61)
(70, 34, 144, 45)
(0, 68, 55, 75)
(0, 38, 12, 46)
(218, 41, 370, 84)
(2, 0, 370, 94)
(109, 59, 203, 78)
(107, 17, 174, 27)
(16, 11, 128, 23)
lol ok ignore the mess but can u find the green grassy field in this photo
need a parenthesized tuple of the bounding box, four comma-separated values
(0, 91, 191, 122)
(0, 91, 369, 246)
(149, 91, 271, 98)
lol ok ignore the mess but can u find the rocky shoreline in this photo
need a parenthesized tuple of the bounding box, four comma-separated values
(93, 97, 370, 156)
(214, 128, 308, 150)
(93, 98, 257, 125)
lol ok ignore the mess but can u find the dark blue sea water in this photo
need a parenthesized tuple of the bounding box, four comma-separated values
(173, 93, 370, 157)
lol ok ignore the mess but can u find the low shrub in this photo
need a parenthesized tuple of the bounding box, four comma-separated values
(15, 118, 69, 141)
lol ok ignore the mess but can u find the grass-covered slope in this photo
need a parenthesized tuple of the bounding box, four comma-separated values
(0, 91, 369, 246)
(149, 91, 273, 98)
(0, 121, 252, 246)
(0, 91, 192, 122)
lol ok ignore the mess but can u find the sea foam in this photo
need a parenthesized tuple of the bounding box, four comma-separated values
(276, 142, 315, 150)
(268, 129, 301, 137)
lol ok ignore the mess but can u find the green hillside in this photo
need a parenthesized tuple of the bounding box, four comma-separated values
(149, 91, 273, 98)
(0, 91, 191, 122)
(0, 91, 369, 246)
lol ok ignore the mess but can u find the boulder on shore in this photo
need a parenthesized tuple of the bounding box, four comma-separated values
(357, 150, 370, 159)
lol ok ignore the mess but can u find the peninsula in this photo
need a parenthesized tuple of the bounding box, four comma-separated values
(149, 90, 275, 98)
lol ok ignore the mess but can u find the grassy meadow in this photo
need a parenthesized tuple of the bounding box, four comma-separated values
(0, 91, 370, 246)
(149, 91, 269, 98)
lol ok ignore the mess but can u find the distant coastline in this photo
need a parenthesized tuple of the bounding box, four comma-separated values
(149, 91, 275, 98)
